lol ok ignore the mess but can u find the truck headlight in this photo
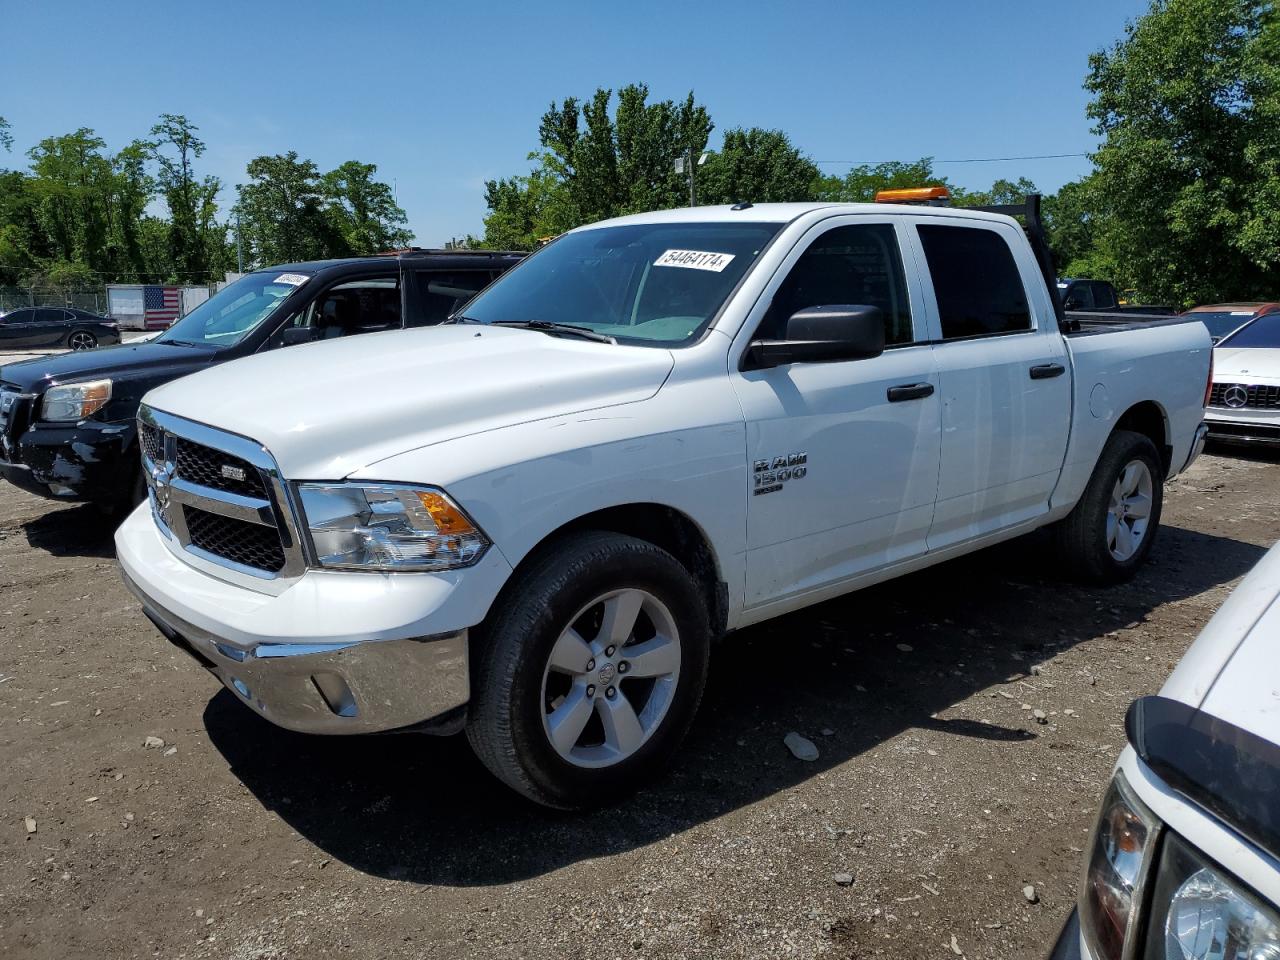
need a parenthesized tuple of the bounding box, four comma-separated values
(1081, 772, 1161, 960)
(1146, 832, 1280, 960)
(41, 379, 112, 421)
(297, 483, 489, 571)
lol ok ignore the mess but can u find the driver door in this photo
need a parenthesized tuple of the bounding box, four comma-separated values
(0, 309, 39, 348)
(730, 217, 942, 610)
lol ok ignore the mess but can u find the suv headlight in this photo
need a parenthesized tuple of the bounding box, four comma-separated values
(1145, 833, 1280, 960)
(41, 379, 112, 421)
(297, 482, 489, 571)
(1081, 772, 1161, 960)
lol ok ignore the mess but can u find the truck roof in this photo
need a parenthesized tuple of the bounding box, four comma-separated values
(575, 202, 1021, 230)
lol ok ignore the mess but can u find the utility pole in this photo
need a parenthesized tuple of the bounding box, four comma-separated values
(235, 208, 243, 274)
(675, 150, 708, 208)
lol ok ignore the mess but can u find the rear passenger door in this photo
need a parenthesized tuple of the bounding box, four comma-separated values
(911, 219, 1070, 551)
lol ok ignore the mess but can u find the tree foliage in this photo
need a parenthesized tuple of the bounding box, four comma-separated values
(697, 128, 820, 204)
(1083, 0, 1280, 303)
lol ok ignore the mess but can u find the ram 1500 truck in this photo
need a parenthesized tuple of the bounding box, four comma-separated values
(116, 196, 1212, 809)
(0, 249, 521, 511)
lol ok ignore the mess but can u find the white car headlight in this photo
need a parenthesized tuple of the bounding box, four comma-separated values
(41, 379, 112, 421)
(297, 483, 489, 571)
(1081, 772, 1161, 960)
(1149, 833, 1280, 960)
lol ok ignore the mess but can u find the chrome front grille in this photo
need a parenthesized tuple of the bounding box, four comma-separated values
(138, 405, 304, 579)
(1210, 382, 1280, 409)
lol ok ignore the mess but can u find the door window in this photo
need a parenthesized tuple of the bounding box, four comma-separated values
(1090, 282, 1118, 309)
(279, 276, 401, 342)
(0, 309, 36, 324)
(918, 224, 1032, 339)
(761, 223, 914, 345)
(407, 271, 493, 327)
(1062, 283, 1093, 310)
(35, 308, 68, 325)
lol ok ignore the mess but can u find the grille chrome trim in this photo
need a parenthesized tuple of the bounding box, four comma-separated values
(138, 404, 306, 580)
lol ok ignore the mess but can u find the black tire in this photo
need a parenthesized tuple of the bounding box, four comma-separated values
(467, 531, 711, 810)
(1053, 429, 1164, 584)
(66, 330, 97, 350)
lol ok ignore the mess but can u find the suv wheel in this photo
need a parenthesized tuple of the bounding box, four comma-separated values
(467, 531, 710, 809)
(1054, 429, 1164, 584)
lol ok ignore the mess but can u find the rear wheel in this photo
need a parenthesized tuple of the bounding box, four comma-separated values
(1053, 429, 1164, 584)
(467, 531, 710, 809)
(67, 330, 97, 351)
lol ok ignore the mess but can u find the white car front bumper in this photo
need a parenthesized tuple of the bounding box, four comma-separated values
(115, 503, 513, 734)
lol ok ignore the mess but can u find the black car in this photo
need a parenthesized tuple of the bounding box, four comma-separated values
(0, 307, 122, 351)
(0, 249, 523, 510)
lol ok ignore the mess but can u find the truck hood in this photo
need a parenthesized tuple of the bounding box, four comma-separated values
(142, 324, 675, 478)
(1212, 346, 1280, 382)
(1160, 541, 1280, 750)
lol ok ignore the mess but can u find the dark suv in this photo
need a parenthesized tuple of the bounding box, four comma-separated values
(0, 249, 522, 510)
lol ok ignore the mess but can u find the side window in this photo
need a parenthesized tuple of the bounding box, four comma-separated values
(36, 308, 68, 324)
(407, 271, 493, 328)
(1091, 282, 1117, 309)
(280, 276, 400, 342)
(918, 224, 1032, 339)
(761, 223, 913, 345)
(1062, 283, 1093, 310)
(1, 309, 34, 324)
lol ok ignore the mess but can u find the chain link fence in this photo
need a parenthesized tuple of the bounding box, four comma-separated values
(0, 285, 110, 314)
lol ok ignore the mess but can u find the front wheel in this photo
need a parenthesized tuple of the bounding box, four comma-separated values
(467, 531, 710, 809)
(67, 330, 97, 350)
(1053, 429, 1164, 584)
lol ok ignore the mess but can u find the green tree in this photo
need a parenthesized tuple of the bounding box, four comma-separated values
(815, 158, 953, 202)
(0, 117, 12, 153)
(235, 151, 343, 266)
(149, 114, 222, 283)
(480, 84, 712, 246)
(26, 128, 116, 272)
(320, 160, 412, 253)
(697, 128, 820, 204)
(0, 170, 46, 284)
(1084, 0, 1280, 304)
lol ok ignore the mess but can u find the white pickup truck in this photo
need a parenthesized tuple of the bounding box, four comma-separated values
(116, 195, 1212, 808)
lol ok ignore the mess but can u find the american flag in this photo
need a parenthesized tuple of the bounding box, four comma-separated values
(143, 286, 181, 329)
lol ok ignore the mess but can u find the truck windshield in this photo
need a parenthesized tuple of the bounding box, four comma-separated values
(458, 222, 783, 346)
(1218, 312, 1279, 349)
(158, 271, 309, 348)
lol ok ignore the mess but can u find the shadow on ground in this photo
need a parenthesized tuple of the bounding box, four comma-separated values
(200, 523, 1264, 887)
(21, 502, 119, 559)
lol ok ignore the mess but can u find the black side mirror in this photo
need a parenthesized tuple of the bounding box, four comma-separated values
(279, 327, 320, 347)
(747, 304, 886, 369)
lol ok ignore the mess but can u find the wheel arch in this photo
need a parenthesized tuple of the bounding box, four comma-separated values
(491, 502, 729, 640)
(1113, 400, 1172, 476)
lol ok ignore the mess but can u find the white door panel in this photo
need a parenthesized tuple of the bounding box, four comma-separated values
(730, 216, 942, 609)
(738, 347, 941, 604)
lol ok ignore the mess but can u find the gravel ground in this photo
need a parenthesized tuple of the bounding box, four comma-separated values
(1, 447, 1276, 959)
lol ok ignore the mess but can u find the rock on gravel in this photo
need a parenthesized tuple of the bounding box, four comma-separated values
(783, 732, 819, 761)
(1023, 884, 1039, 904)
(143, 736, 165, 749)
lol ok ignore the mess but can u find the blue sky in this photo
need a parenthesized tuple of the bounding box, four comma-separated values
(3, 0, 1150, 246)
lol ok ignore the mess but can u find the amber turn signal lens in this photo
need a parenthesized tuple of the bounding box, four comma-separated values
(415, 491, 478, 535)
(874, 186, 951, 203)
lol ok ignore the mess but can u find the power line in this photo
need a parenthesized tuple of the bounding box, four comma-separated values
(813, 152, 1089, 166)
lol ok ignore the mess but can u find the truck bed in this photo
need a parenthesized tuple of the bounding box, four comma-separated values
(1064, 310, 1193, 337)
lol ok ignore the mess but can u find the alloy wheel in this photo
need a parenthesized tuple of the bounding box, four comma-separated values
(1106, 459, 1153, 561)
(540, 588, 681, 769)
(68, 332, 96, 351)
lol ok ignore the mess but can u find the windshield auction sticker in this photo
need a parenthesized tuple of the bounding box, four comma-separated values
(654, 249, 736, 272)
(273, 273, 310, 286)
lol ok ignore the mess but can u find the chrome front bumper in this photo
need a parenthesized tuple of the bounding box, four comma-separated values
(122, 568, 470, 735)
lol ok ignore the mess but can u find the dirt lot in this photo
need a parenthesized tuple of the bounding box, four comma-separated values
(1, 448, 1276, 960)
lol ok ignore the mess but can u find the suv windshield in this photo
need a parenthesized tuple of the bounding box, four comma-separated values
(158, 271, 309, 348)
(459, 222, 783, 346)
(1218, 311, 1280, 349)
